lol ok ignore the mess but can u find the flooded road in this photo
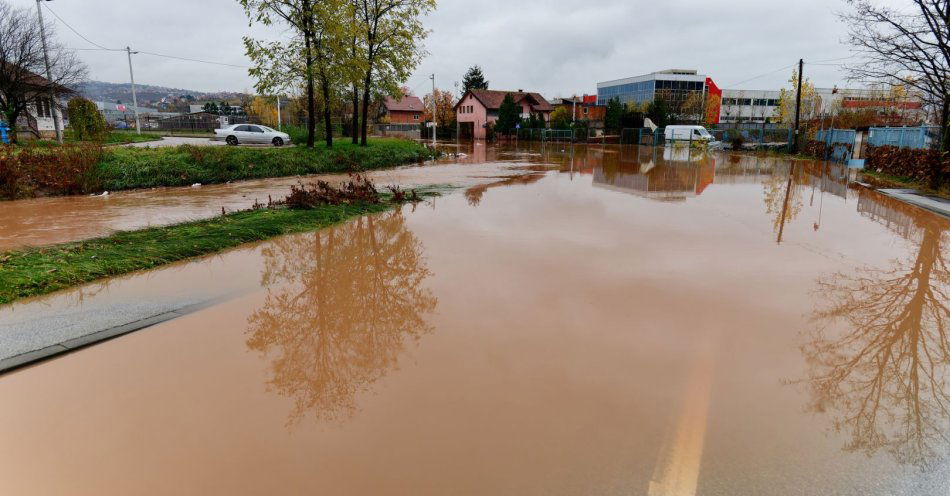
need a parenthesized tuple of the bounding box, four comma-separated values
(1, 144, 949, 494)
(0, 142, 528, 250)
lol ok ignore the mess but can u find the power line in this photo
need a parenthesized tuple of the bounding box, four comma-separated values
(136, 51, 249, 69)
(48, 4, 248, 69)
(43, 3, 119, 51)
(807, 55, 856, 64)
(722, 63, 796, 88)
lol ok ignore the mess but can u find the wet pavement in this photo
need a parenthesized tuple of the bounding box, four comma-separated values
(1, 143, 949, 494)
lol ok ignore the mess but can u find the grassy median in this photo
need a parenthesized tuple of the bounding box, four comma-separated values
(96, 139, 437, 190)
(0, 201, 396, 305)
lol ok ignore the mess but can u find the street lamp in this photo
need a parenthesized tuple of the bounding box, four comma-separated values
(35, 0, 62, 143)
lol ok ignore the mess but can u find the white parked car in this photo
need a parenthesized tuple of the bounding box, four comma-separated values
(213, 124, 291, 146)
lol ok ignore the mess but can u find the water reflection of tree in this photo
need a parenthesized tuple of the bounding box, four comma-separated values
(802, 206, 950, 468)
(246, 209, 437, 424)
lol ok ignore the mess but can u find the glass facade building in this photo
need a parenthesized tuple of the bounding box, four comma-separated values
(596, 69, 707, 107)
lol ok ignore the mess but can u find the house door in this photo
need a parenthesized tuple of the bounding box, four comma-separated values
(458, 121, 474, 140)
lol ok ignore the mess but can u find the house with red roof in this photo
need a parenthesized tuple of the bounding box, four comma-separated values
(454, 89, 552, 139)
(380, 95, 425, 124)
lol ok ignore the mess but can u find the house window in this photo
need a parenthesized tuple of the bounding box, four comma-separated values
(413, 114, 419, 120)
(583, 107, 588, 115)
(35, 98, 52, 118)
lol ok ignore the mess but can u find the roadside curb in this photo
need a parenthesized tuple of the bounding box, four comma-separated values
(855, 182, 950, 218)
(0, 297, 229, 375)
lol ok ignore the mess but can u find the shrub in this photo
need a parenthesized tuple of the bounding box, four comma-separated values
(0, 146, 25, 199)
(866, 145, 950, 186)
(730, 133, 745, 150)
(67, 97, 108, 142)
(0, 143, 103, 199)
(279, 174, 380, 208)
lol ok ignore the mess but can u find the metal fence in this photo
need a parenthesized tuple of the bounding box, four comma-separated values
(866, 126, 940, 150)
(709, 128, 792, 148)
(541, 129, 574, 142)
(376, 123, 420, 139)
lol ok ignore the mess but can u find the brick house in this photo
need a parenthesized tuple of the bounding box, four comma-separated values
(553, 95, 606, 128)
(455, 89, 552, 139)
(380, 95, 424, 124)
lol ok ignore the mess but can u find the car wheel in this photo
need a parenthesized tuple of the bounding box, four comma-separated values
(226, 136, 238, 146)
(272, 137, 284, 147)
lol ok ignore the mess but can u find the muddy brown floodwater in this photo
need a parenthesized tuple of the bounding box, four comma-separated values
(1, 144, 949, 495)
(0, 141, 530, 250)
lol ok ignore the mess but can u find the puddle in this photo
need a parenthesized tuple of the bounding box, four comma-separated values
(0, 144, 948, 494)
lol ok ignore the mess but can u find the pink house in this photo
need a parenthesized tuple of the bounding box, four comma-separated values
(454, 89, 552, 140)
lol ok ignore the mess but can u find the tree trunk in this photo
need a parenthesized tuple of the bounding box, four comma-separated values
(360, 67, 372, 146)
(321, 71, 333, 148)
(937, 99, 950, 189)
(351, 83, 359, 144)
(303, 34, 316, 149)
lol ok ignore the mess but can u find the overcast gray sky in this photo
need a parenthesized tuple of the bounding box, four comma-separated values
(11, 0, 862, 97)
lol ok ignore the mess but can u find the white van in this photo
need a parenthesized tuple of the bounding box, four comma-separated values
(664, 125, 720, 147)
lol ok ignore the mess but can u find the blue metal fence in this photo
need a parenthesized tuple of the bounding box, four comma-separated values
(866, 126, 940, 150)
(816, 128, 856, 163)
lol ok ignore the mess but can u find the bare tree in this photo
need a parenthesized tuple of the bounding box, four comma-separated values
(0, 1, 86, 142)
(841, 1, 950, 185)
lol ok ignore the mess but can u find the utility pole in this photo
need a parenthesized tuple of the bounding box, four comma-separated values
(126, 47, 141, 134)
(572, 94, 577, 123)
(276, 94, 281, 131)
(430, 73, 436, 146)
(35, 0, 62, 143)
(792, 58, 803, 153)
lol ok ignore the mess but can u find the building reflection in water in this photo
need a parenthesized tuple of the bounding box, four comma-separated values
(802, 190, 950, 468)
(587, 146, 716, 202)
(464, 173, 545, 206)
(245, 208, 437, 424)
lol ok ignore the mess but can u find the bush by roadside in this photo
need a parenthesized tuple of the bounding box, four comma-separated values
(0, 144, 103, 199)
(866, 145, 950, 188)
(0, 138, 437, 200)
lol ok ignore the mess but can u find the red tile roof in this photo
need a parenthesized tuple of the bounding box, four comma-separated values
(458, 89, 552, 112)
(384, 95, 424, 112)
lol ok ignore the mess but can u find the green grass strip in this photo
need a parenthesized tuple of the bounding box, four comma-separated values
(94, 139, 437, 191)
(0, 202, 393, 305)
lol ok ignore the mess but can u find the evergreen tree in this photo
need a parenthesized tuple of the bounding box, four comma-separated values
(646, 98, 673, 128)
(495, 93, 520, 135)
(462, 65, 489, 93)
(604, 97, 624, 131)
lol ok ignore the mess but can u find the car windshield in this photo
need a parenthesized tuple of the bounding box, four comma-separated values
(260, 126, 276, 133)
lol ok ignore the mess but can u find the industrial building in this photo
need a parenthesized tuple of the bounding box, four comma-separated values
(719, 87, 925, 124)
(596, 69, 708, 107)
